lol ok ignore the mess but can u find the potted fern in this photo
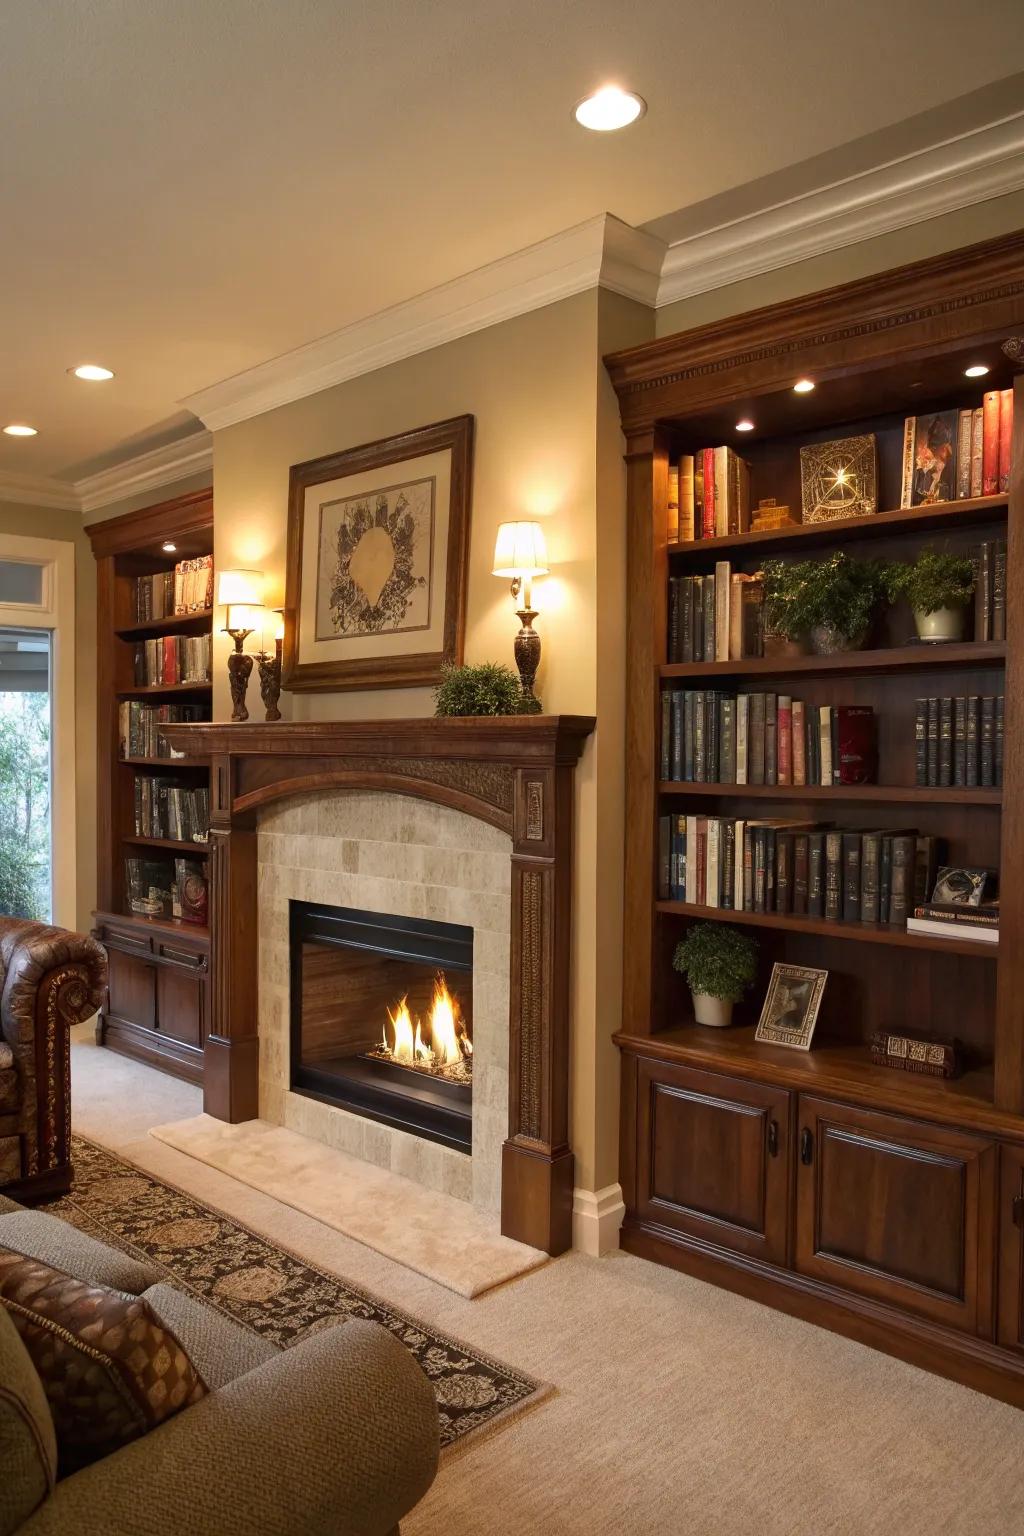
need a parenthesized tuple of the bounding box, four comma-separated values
(884, 549, 975, 643)
(434, 662, 536, 716)
(762, 553, 886, 655)
(672, 923, 758, 1029)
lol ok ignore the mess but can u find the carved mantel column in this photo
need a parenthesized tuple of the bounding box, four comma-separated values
(161, 715, 595, 1253)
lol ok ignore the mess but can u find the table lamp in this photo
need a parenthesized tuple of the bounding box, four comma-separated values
(492, 521, 548, 710)
(218, 569, 264, 722)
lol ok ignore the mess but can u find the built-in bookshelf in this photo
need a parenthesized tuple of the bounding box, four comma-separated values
(87, 489, 214, 1085)
(606, 231, 1024, 1405)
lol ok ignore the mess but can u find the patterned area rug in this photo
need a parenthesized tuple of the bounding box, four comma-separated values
(50, 1137, 550, 1451)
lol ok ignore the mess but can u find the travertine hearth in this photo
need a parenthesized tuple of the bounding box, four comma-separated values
(257, 789, 511, 1210)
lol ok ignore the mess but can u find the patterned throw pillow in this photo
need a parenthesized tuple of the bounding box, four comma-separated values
(0, 1245, 207, 1475)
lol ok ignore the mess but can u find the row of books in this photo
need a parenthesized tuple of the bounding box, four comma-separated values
(117, 701, 209, 761)
(657, 816, 937, 927)
(914, 696, 1004, 788)
(125, 857, 208, 925)
(668, 565, 764, 663)
(132, 777, 209, 844)
(973, 539, 1007, 642)
(133, 634, 211, 687)
(667, 448, 750, 543)
(900, 392, 1013, 508)
(660, 691, 875, 787)
(132, 556, 214, 621)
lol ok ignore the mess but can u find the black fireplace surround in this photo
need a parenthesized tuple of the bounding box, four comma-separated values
(289, 899, 473, 1153)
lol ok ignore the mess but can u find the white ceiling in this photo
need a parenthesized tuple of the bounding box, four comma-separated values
(2, 0, 1023, 487)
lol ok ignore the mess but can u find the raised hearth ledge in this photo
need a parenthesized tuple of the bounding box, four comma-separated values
(161, 715, 596, 1256)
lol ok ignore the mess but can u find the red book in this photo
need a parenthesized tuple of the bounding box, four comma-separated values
(162, 635, 177, 685)
(836, 706, 877, 785)
(777, 696, 792, 786)
(982, 391, 1001, 496)
(998, 388, 1013, 495)
(701, 448, 715, 539)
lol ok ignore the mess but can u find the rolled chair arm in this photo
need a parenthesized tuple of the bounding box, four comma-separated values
(21, 1320, 441, 1536)
(0, 919, 107, 1054)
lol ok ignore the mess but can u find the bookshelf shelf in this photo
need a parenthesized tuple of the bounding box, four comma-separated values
(668, 494, 1008, 560)
(657, 781, 1002, 805)
(115, 608, 215, 640)
(119, 756, 211, 769)
(654, 899, 997, 958)
(660, 640, 1006, 682)
(117, 682, 213, 697)
(122, 834, 210, 856)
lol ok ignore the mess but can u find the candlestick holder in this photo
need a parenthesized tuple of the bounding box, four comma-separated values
(257, 638, 283, 721)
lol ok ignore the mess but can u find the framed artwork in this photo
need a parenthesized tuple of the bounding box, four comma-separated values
(283, 415, 474, 691)
(799, 434, 877, 523)
(754, 963, 828, 1051)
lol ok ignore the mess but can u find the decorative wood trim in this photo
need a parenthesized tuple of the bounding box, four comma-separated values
(85, 487, 214, 558)
(164, 713, 594, 1252)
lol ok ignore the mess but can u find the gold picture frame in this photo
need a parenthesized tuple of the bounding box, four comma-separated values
(754, 962, 828, 1051)
(799, 434, 877, 523)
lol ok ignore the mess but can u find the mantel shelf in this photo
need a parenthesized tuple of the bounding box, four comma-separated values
(655, 899, 998, 959)
(658, 781, 1001, 805)
(661, 641, 1005, 681)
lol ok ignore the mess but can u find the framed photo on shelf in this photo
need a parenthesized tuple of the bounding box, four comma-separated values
(283, 415, 474, 691)
(754, 963, 828, 1051)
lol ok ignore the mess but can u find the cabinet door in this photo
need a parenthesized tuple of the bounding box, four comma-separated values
(796, 1096, 995, 1335)
(155, 967, 203, 1049)
(106, 948, 156, 1031)
(997, 1145, 1024, 1351)
(636, 1059, 792, 1265)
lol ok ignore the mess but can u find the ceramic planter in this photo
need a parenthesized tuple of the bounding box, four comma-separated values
(809, 624, 866, 656)
(691, 991, 735, 1028)
(913, 605, 965, 643)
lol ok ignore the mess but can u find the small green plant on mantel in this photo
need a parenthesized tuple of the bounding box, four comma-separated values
(762, 552, 886, 651)
(434, 662, 535, 717)
(672, 922, 758, 1028)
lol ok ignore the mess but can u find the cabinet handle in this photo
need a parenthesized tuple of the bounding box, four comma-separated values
(800, 1127, 814, 1165)
(1013, 1194, 1024, 1228)
(767, 1119, 779, 1158)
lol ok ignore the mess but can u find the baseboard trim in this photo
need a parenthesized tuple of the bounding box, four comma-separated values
(572, 1183, 625, 1256)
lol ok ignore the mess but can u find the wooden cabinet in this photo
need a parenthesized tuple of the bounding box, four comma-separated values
(795, 1096, 996, 1335)
(636, 1059, 792, 1264)
(997, 1146, 1024, 1352)
(95, 913, 208, 1084)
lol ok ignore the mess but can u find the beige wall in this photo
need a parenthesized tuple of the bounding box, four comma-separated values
(656, 188, 1024, 336)
(0, 500, 96, 932)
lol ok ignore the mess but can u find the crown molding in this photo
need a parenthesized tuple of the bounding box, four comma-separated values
(74, 432, 213, 514)
(0, 470, 79, 512)
(657, 110, 1024, 306)
(182, 215, 666, 431)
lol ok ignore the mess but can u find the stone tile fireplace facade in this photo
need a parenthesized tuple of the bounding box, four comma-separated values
(257, 790, 511, 1211)
(161, 716, 594, 1255)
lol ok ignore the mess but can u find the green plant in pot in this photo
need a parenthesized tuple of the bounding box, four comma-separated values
(884, 548, 975, 644)
(762, 552, 886, 655)
(672, 922, 758, 1029)
(434, 661, 536, 717)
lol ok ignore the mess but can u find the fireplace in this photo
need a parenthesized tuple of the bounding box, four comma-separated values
(289, 899, 474, 1154)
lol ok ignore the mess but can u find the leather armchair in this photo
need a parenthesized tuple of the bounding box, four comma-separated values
(0, 918, 107, 1201)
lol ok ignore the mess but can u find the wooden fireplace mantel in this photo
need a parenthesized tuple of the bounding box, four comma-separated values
(162, 714, 595, 1254)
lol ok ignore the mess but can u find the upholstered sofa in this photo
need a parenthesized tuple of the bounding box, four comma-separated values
(0, 918, 107, 1202)
(0, 1193, 440, 1535)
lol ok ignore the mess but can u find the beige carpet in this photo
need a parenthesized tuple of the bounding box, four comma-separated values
(72, 1036, 1024, 1534)
(149, 1113, 546, 1298)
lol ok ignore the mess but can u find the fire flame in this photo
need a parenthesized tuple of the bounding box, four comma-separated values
(381, 975, 471, 1073)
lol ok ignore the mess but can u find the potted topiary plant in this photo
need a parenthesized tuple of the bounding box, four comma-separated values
(672, 922, 758, 1028)
(884, 549, 975, 643)
(762, 552, 886, 655)
(434, 661, 534, 717)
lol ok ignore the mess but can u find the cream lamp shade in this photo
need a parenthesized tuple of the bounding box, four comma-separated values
(492, 522, 549, 578)
(218, 569, 265, 634)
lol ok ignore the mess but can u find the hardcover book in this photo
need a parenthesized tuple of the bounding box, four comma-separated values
(836, 706, 876, 785)
(906, 410, 958, 505)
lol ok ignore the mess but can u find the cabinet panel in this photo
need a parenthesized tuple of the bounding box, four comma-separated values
(997, 1145, 1024, 1352)
(156, 967, 204, 1049)
(106, 948, 156, 1031)
(796, 1096, 995, 1335)
(636, 1059, 792, 1264)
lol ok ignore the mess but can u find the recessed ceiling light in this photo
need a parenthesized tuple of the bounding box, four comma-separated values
(964, 364, 989, 378)
(161, 542, 177, 553)
(3, 424, 38, 437)
(69, 363, 115, 381)
(573, 86, 646, 132)
(735, 419, 755, 432)
(793, 378, 815, 394)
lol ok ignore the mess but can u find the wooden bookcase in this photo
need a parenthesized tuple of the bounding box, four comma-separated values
(87, 489, 214, 1084)
(606, 231, 1024, 1403)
